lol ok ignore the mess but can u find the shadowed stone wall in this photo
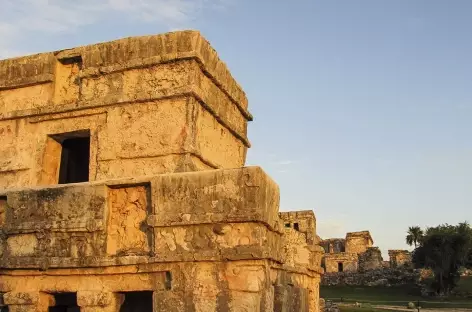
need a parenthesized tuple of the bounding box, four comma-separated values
(388, 250, 412, 268)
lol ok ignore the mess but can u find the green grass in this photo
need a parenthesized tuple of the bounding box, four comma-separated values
(321, 284, 422, 301)
(338, 307, 392, 312)
(321, 281, 472, 309)
(337, 302, 393, 312)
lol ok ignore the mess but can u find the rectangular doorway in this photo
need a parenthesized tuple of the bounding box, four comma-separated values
(49, 130, 90, 184)
(338, 262, 344, 272)
(48, 293, 79, 312)
(120, 291, 153, 312)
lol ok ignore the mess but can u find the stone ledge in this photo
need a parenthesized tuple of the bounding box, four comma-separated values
(3, 184, 107, 234)
(0, 167, 284, 269)
(0, 90, 250, 148)
(77, 291, 123, 307)
(0, 31, 251, 121)
(1, 253, 277, 270)
(3, 292, 54, 306)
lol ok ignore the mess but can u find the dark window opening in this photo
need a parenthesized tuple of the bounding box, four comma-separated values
(165, 271, 172, 290)
(58, 55, 83, 67)
(48, 293, 79, 312)
(284, 223, 291, 228)
(293, 222, 300, 231)
(0, 196, 7, 210)
(120, 292, 153, 312)
(338, 262, 344, 272)
(58, 135, 90, 184)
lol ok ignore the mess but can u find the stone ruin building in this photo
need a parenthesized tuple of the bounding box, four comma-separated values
(388, 250, 412, 268)
(0, 31, 324, 312)
(320, 231, 383, 273)
(320, 233, 416, 287)
(320, 232, 413, 275)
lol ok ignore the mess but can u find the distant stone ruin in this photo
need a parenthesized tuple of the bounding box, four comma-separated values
(0, 31, 323, 312)
(321, 231, 379, 273)
(388, 249, 412, 268)
(320, 232, 414, 286)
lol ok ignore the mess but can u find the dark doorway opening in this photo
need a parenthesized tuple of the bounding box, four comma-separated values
(58, 135, 90, 184)
(293, 222, 300, 231)
(119, 291, 153, 312)
(48, 293, 79, 312)
(338, 262, 344, 272)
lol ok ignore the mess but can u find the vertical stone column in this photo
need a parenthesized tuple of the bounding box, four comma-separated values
(77, 291, 124, 312)
(3, 292, 55, 312)
(0, 293, 6, 312)
(153, 291, 185, 312)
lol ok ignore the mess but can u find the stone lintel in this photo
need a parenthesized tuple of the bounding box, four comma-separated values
(77, 291, 124, 308)
(3, 292, 55, 312)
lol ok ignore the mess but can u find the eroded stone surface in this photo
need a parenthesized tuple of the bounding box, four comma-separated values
(0, 31, 322, 311)
(0, 31, 250, 190)
(107, 186, 150, 256)
(388, 250, 412, 268)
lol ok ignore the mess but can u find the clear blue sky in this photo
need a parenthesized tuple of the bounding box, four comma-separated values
(1, 0, 471, 258)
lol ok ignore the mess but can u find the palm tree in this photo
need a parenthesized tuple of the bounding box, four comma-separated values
(406, 226, 424, 248)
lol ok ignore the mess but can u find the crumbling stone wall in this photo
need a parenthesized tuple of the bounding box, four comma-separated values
(388, 250, 412, 268)
(358, 247, 383, 272)
(320, 239, 345, 253)
(0, 31, 322, 312)
(280, 211, 319, 245)
(0, 168, 323, 311)
(324, 253, 358, 273)
(320, 231, 376, 274)
(321, 268, 419, 287)
(345, 231, 373, 254)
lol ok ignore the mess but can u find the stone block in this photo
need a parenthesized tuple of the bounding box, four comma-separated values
(3, 292, 55, 312)
(106, 185, 150, 256)
(153, 291, 185, 312)
(345, 231, 373, 254)
(279, 210, 317, 245)
(150, 166, 280, 229)
(6, 234, 38, 256)
(77, 291, 124, 309)
(3, 184, 107, 234)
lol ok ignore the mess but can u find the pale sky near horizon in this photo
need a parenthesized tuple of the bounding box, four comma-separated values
(1, 0, 471, 258)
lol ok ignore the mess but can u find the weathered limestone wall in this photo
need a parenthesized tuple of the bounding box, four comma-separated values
(0, 31, 251, 189)
(320, 239, 345, 253)
(0, 167, 323, 311)
(0, 31, 323, 311)
(323, 253, 358, 273)
(321, 231, 378, 275)
(388, 250, 412, 268)
(358, 247, 383, 272)
(345, 231, 373, 255)
(279, 210, 319, 245)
